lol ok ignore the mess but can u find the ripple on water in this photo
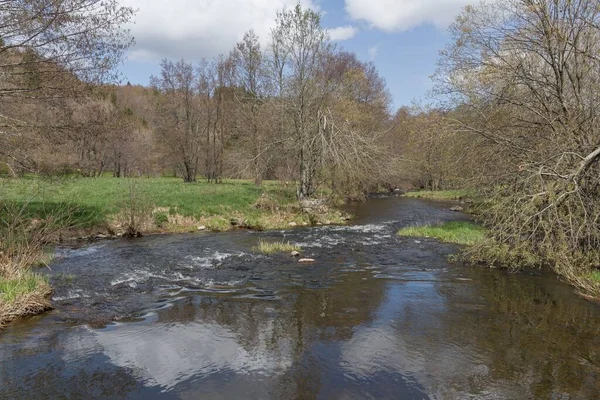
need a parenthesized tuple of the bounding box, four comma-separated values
(180, 251, 242, 269)
(52, 289, 85, 302)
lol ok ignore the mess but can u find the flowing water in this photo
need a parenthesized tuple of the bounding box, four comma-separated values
(1, 197, 599, 399)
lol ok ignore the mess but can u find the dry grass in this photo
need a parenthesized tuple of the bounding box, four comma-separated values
(555, 260, 600, 301)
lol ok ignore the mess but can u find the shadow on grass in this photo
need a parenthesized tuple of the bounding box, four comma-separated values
(0, 201, 105, 229)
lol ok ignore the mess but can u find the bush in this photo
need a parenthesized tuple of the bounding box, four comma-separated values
(113, 179, 154, 237)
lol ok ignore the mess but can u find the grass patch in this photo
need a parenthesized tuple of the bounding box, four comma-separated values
(0, 272, 52, 328)
(403, 190, 474, 201)
(397, 221, 486, 245)
(253, 240, 301, 255)
(0, 273, 48, 304)
(0, 177, 294, 228)
(0, 177, 345, 235)
(589, 270, 600, 284)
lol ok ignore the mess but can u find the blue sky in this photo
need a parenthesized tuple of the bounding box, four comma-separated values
(119, 0, 471, 109)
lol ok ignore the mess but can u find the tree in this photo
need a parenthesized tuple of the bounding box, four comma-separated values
(270, 4, 331, 199)
(233, 30, 270, 186)
(151, 59, 203, 183)
(317, 50, 392, 198)
(435, 0, 600, 294)
(204, 55, 235, 183)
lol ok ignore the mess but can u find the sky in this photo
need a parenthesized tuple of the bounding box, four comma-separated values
(118, 0, 473, 109)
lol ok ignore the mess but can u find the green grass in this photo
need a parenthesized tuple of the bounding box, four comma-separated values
(397, 221, 486, 245)
(403, 190, 474, 201)
(253, 240, 301, 255)
(0, 177, 309, 232)
(589, 270, 600, 284)
(0, 273, 48, 304)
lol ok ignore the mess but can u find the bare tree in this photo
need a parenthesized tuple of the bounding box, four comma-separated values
(317, 50, 392, 198)
(232, 30, 270, 186)
(0, 0, 134, 172)
(151, 59, 205, 183)
(435, 0, 600, 294)
(270, 4, 331, 199)
(205, 56, 235, 183)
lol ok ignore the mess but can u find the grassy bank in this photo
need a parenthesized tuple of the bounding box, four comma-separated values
(0, 272, 52, 328)
(0, 177, 346, 237)
(403, 189, 474, 201)
(398, 221, 486, 245)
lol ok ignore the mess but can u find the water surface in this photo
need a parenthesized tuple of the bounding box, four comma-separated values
(1, 197, 599, 399)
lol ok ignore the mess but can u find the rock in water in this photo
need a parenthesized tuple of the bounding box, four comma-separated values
(450, 206, 464, 212)
(198, 225, 206, 231)
(291, 251, 301, 257)
(298, 258, 315, 263)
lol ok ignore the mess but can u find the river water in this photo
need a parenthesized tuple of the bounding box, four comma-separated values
(1, 197, 599, 399)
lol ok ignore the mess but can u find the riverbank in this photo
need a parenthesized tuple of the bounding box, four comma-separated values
(0, 177, 348, 237)
(402, 189, 600, 301)
(0, 177, 348, 328)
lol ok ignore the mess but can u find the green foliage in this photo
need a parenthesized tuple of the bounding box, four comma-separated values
(398, 221, 486, 245)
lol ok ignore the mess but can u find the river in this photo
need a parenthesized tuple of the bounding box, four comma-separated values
(1, 196, 599, 399)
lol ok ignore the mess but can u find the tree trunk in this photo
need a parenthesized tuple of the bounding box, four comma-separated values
(183, 160, 197, 183)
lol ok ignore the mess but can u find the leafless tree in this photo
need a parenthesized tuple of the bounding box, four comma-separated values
(232, 30, 271, 186)
(151, 59, 203, 183)
(270, 4, 331, 199)
(435, 0, 600, 294)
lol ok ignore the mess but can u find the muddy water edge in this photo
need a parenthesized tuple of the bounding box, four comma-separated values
(0, 196, 599, 399)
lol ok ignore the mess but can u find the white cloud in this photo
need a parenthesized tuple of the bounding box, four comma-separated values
(328, 25, 359, 41)
(63, 320, 293, 390)
(345, 0, 472, 32)
(121, 0, 318, 61)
